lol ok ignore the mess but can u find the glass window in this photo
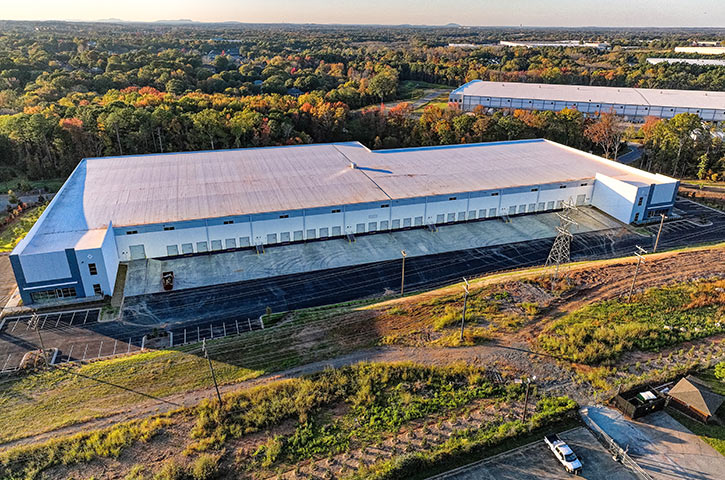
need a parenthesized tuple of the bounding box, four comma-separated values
(88, 263, 97, 275)
(93, 284, 102, 296)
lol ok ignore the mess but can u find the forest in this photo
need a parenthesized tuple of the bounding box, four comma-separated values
(0, 21, 724, 184)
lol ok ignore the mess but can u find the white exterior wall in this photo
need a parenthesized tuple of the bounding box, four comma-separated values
(391, 202, 426, 227)
(591, 173, 640, 223)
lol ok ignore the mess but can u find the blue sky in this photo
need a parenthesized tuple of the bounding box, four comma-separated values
(2, 0, 724, 27)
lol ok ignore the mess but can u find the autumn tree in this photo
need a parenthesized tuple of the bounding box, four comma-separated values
(584, 113, 625, 159)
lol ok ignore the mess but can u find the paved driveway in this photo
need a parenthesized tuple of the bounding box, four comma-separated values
(432, 427, 638, 480)
(582, 406, 725, 480)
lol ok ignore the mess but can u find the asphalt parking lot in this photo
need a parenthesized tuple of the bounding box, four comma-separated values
(121, 198, 725, 326)
(0, 307, 263, 372)
(434, 427, 638, 480)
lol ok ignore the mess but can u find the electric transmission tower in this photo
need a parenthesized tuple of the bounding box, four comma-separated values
(545, 200, 578, 291)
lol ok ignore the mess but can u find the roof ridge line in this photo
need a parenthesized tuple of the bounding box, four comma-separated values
(332, 145, 392, 201)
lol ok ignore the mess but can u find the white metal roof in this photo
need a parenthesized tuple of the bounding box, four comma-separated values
(451, 80, 725, 111)
(15, 139, 674, 255)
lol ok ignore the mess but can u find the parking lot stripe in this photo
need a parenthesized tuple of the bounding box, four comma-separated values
(97, 341, 103, 358)
(66, 344, 74, 362)
(40, 315, 48, 329)
(127, 339, 131, 354)
(55, 315, 61, 327)
(2, 354, 10, 371)
(10, 320, 18, 333)
(112, 340, 117, 356)
(83, 311, 89, 325)
(236, 320, 240, 335)
(82, 344, 88, 361)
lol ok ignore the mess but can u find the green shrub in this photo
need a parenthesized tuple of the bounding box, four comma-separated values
(191, 453, 221, 480)
(715, 361, 725, 381)
(153, 460, 188, 480)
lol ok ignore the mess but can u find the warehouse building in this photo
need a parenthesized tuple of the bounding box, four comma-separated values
(449, 80, 725, 123)
(10, 139, 678, 304)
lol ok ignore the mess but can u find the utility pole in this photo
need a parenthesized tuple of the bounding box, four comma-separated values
(627, 246, 647, 303)
(28, 314, 50, 367)
(400, 250, 407, 296)
(545, 201, 578, 293)
(522, 376, 536, 421)
(460, 277, 469, 341)
(202, 339, 223, 407)
(653, 213, 666, 253)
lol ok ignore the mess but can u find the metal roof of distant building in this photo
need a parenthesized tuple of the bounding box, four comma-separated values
(451, 80, 725, 111)
(14, 139, 674, 255)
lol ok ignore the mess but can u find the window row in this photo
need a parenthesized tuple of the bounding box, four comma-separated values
(30, 287, 77, 303)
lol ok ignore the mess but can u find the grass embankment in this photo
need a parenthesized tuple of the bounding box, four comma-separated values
(0, 299, 382, 444)
(380, 281, 545, 347)
(539, 278, 725, 364)
(0, 204, 46, 252)
(0, 362, 577, 480)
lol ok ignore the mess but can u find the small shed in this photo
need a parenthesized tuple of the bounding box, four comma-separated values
(668, 375, 724, 423)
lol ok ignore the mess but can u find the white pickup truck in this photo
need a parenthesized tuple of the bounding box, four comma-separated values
(544, 434, 583, 475)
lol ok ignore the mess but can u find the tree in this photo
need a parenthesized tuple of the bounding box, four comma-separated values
(367, 68, 399, 102)
(584, 113, 625, 159)
(666, 113, 701, 177)
(7, 189, 19, 205)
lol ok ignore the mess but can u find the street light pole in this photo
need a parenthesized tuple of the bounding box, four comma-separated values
(653, 213, 666, 253)
(400, 250, 407, 296)
(460, 278, 469, 341)
(202, 339, 223, 407)
(522, 375, 536, 421)
(627, 245, 647, 303)
(28, 314, 50, 367)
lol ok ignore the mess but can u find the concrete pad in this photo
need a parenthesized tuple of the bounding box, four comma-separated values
(125, 207, 622, 297)
(433, 426, 638, 480)
(581, 406, 725, 480)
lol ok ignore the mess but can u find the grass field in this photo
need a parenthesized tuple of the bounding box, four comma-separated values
(539, 278, 725, 364)
(398, 80, 452, 100)
(0, 299, 383, 443)
(0, 204, 46, 252)
(0, 362, 578, 480)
